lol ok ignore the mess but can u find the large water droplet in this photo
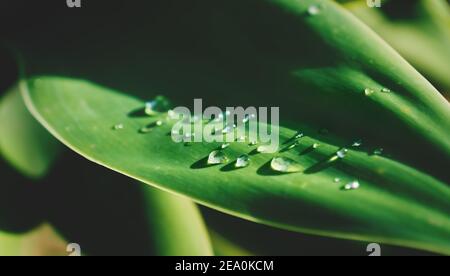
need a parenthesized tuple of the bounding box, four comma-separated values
(145, 96, 171, 116)
(235, 155, 250, 168)
(271, 157, 303, 173)
(207, 150, 229, 165)
(336, 148, 348, 159)
(343, 180, 360, 191)
(307, 5, 321, 16)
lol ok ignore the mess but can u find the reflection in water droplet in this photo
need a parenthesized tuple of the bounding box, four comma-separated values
(207, 150, 229, 165)
(145, 96, 172, 116)
(271, 157, 303, 173)
(307, 5, 321, 16)
(364, 88, 375, 96)
(336, 148, 348, 159)
(344, 180, 360, 191)
(235, 155, 250, 168)
(112, 124, 124, 130)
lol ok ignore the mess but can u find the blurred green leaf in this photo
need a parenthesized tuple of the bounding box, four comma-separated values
(344, 0, 450, 93)
(19, 0, 450, 254)
(0, 86, 60, 178)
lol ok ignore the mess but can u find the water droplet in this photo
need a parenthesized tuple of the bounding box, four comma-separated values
(352, 140, 363, 147)
(364, 88, 375, 96)
(381, 88, 391, 93)
(207, 150, 229, 165)
(334, 178, 341, 183)
(307, 5, 321, 16)
(336, 148, 348, 159)
(312, 143, 320, 149)
(112, 124, 124, 130)
(373, 148, 384, 155)
(344, 180, 360, 191)
(257, 145, 278, 153)
(270, 157, 303, 173)
(235, 155, 250, 168)
(145, 96, 172, 116)
(295, 132, 305, 139)
(221, 143, 230, 149)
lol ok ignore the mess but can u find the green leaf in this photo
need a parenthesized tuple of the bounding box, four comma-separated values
(22, 76, 450, 254)
(20, 0, 450, 254)
(344, 0, 450, 93)
(0, 85, 60, 178)
(143, 187, 214, 256)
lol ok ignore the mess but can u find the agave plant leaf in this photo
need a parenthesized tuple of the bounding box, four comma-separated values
(18, 0, 450, 254)
(343, 0, 450, 93)
(21, 75, 450, 254)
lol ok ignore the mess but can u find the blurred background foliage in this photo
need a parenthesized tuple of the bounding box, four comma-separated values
(0, 0, 448, 255)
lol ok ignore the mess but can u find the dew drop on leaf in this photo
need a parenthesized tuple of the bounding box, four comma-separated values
(336, 148, 349, 159)
(207, 150, 229, 165)
(112, 124, 124, 130)
(352, 140, 363, 147)
(145, 96, 172, 116)
(270, 157, 303, 173)
(235, 155, 250, 168)
(381, 88, 391, 93)
(364, 88, 375, 96)
(343, 180, 360, 191)
(307, 5, 321, 16)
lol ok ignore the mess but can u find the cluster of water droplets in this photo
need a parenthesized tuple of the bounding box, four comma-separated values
(113, 95, 393, 191)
